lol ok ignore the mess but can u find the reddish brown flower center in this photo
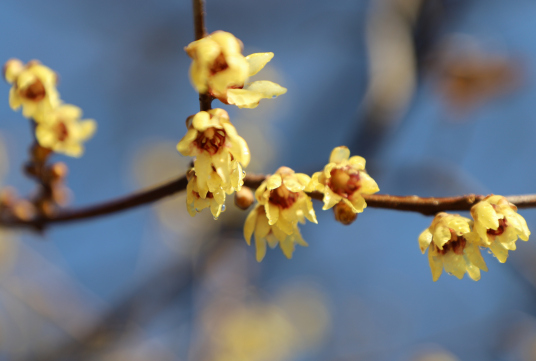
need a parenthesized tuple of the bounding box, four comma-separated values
(210, 53, 229, 75)
(328, 168, 361, 197)
(20, 79, 46, 102)
(193, 191, 214, 199)
(434, 229, 467, 255)
(55, 121, 69, 142)
(269, 185, 299, 209)
(487, 218, 507, 236)
(194, 127, 226, 155)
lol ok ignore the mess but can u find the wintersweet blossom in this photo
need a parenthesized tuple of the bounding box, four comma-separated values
(244, 205, 308, 262)
(177, 108, 248, 197)
(185, 31, 287, 108)
(418, 213, 487, 281)
(310, 146, 379, 214)
(3, 59, 60, 121)
(35, 104, 96, 157)
(186, 173, 226, 219)
(244, 167, 316, 261)
(469, 195, 530, 263)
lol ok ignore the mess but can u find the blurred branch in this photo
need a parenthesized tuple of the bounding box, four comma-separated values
(1, 172, 536, 229)
(193, 0, 214, 111)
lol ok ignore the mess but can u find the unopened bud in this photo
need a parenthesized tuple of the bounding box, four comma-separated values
(12, 200, 36, 221)
(50, 162, 68, 180)
(234, 187, 254, 210)
(333, 201, 357, 225)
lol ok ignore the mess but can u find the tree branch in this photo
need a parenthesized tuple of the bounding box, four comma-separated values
(1, 171, 536, 229)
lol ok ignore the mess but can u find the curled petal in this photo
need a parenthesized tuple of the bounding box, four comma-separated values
(177, 128, 199, 156)
(266, 174, 282, 190)
(245, 52, 274, 76)
(244, 206, 258, 245)
(418, 229, 433, 254)
(322, 188, 342, 210)
(359, 173, 380, 194)
(348, 155, 366, 170)
(222, 123, 250, 166)
(329, 146, 350, 164)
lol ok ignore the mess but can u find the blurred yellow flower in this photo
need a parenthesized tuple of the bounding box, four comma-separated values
(177, 108, 248, 197)
(244, 167, 316, 261)
(186, 174, 226, 219)
(469, 195, 530, 263)
(185, 31, 286, 108)
(310, 146, 379, 213)
(3, 59, 60, 121)
(419, 212, 487, 281)
(35, 104, 96, 157)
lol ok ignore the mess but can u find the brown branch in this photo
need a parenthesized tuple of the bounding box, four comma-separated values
(1, 171, 536, 229)
(192, 0, 213, 111)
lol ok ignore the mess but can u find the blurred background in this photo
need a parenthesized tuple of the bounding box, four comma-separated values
(1, 0, 536, 360)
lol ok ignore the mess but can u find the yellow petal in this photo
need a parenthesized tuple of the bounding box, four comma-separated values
(191, 111, 212, 131)
(464, 242, 488, 272)
(246, 80, 287, 98)
(348, 155, 366, 170)
(428, 250, 443, 282)
(194, 152, 212, 198)
(266, 174, 282, 190)
(349, 194, 367, 213)
(266, 202, 280, 225)
(255, 237, 267, 262)
(222, 123, 250, 166)
(418, 229, 433, 254)
(77, 120, 97, 141)
(280, 237, 295, 259)
(472, 201, 499, 230)
(489, 240, 509, 263)
(244, 207, 259, 245)
(177, 128, 199, 156)
(322, 188, 342, 210)
(283, 176, 305, 192)
(329, 146, 350, 164)
(432, 224, 451, 249)
(358, 173, 379, 194)
(245, 52, 274, 76)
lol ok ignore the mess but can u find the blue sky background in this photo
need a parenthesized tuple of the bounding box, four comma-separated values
(2, 0, 536, 360)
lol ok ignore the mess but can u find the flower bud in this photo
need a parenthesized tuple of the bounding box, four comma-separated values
(333, 201, 357, 225)
(234, 187, 254, 210)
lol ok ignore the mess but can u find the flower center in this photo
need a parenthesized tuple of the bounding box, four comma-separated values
(193, 191, 214, 199)
(55, 121, 69, 142)
(487, 218, 507, 236)
(195, 127, 226, 155)
(210, 53, 229, 75)
(20, 79, 46, 102)
(269, 185, 299, 209)
(328, 168, 360, 197)
(435, 229, 467, 255)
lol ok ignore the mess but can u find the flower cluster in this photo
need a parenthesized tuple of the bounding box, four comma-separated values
(179, 31, 288, 221)
(242, 147, 378, 261)
(3, 59, 96, 157)
(419, 195, 530, 281)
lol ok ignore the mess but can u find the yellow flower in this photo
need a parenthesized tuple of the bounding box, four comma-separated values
(186, 173, 226, 219)
(35, 104, 96, 157)
(3, 59, 60, 121)
(243, 167, 316, 261)
(418, 213, 488, 281)
(244, 205, 308, 262)
(185, 31, 287, 108)
(310, 146, 379, 213)
(177, 108, 248, 197)
(469, 195, 530, 263)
